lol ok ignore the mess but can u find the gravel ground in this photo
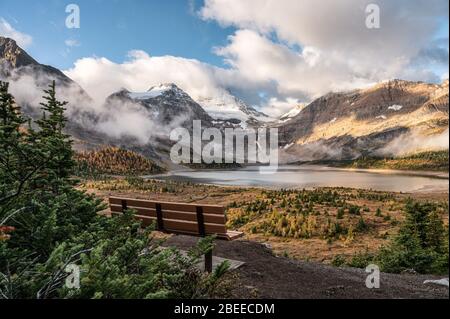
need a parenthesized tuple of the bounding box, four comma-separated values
(164, 235, 449, 299)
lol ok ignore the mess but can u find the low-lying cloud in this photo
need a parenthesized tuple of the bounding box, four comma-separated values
(6, 67, 188, 145)
(379, 129, 449, 156)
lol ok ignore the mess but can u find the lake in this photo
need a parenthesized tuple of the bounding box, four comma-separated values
(148, 165, 449, 193)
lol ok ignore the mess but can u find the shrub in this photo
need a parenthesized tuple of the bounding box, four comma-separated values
(355, 217, 369, 232)
(331, 255, 346, 267)
(348, 205, 361, 215)
(336, 208, 344, 219)
(375, 208, 382, 217)
(348, 200, 449, 274)
(347, 251, 376, 268)
(375, 200, 448, 274)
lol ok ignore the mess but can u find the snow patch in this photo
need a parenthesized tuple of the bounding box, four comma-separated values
(281, 106, 303, 119)
(127, 84, 174, 100)
(388, 105, 403, 111)
(376, 115, 387, 120)
(279, 104, 306, 122)
(198, 92, 272, 125)
(283, 142, 294, 150)
(330, 117, 337, 123)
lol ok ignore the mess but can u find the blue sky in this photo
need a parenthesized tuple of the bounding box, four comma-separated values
(1, 0, 448, 116)
(0, 0, 234, 69)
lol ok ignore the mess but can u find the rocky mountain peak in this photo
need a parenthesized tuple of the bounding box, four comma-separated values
(0, 36, 38, 68)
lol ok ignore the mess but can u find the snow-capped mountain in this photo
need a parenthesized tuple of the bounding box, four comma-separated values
(197, 91, 273, 129)
(107, 83, 213, 127)
(127, 83, 188, 101)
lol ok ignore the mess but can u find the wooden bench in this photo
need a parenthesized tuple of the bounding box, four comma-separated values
(108, 197, 243, 272)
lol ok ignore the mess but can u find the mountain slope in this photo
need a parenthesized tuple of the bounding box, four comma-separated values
(75, 146, 165, 176)
(278, 104, 306, 123)
(197, 91, 272, 129)
(277, 79, 449, 161)
(0, 36, 37, 69)
(0, 36, 83, 89)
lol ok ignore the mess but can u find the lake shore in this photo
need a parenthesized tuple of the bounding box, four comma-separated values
(146, 165, 449, 193)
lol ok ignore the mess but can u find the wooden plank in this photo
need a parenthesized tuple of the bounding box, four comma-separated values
(109, 197, 156, 209)
(163, 219, 227, 235)
(202, 206, 225, 215)
(111, 211, 226, 235)
(110, 205, 155, 215)
(111, 212, 234, 240)
(110, 205, 226, 224)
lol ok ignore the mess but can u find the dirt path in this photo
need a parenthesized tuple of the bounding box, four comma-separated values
(165, 235, 449, 299)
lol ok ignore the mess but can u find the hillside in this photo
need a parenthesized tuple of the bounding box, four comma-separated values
(342, 150, 449, 172)
(75, 147, 165, 176)
(279, 80, 449, 161)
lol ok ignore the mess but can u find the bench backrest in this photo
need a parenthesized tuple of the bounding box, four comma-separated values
(109, 197, 228, 238)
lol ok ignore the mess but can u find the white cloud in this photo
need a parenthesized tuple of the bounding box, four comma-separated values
(215, 29, 379, 100)
(65, 39, 80, 47)
(200, 0, 447, 58)
(0, 18, 32, 48)
(64, 50, 245, 105)
(200, 0, 448, 101)
(380, 129, 449, 156)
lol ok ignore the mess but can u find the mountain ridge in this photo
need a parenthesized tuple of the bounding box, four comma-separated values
(277, 79, 449, 161)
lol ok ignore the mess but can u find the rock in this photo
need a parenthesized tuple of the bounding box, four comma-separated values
(401, 268, 418, 275)
(423, 278, 449, 288)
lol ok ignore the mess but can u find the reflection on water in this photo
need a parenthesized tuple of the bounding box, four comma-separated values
(149, 165, 449, 192)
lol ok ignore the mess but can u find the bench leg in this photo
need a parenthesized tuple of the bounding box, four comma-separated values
(205, 250, 213, 273)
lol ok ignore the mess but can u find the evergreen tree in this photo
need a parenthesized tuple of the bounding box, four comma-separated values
(376, 200, 448, 274)
(1, 80, 102, 258)
(0, 81, 30, 207)
(34, 80, 74, 189)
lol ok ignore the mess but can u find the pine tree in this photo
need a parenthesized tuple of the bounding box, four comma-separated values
(34, 80, 74, 187)
(1, 81, 101, 257)
(0, 81, 35, 209)
(0, 81, 25, 137)
(36, 81, 68, 135)
(0, 81, 26, 240)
